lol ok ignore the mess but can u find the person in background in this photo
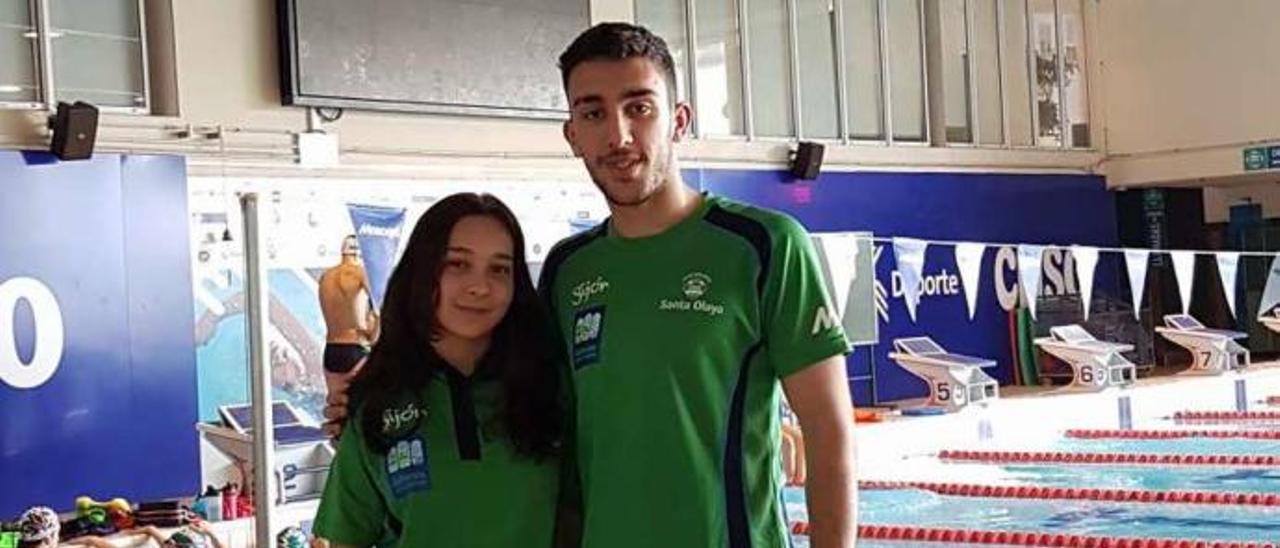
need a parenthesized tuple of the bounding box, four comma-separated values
(275, 525, 309, 548)
(319, 235, 380, 403)
(12, 507, 224, 548)
(14, 507, 59, 548)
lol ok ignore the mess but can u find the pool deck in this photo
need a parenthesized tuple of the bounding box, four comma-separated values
(866, 360, 1280, 413)
(851, 364, 1280, 485)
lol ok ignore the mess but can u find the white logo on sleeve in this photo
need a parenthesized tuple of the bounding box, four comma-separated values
(571, 307, 606, 369)
(574, 310, 602, 344)
(382, 403, 429, 435)
(811, 305, 839, 335)
(388, 439, 425, 473)
(571, 276, 610, 306)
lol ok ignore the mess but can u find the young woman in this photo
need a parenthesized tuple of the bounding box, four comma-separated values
(313, 193, 564, 548)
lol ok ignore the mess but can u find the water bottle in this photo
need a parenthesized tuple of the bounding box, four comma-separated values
(204, 492, 222, 523)
(193, 486, 220, 521)
(222, 483, 239, 520)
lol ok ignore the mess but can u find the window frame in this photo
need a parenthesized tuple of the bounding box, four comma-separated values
(0, 0, 151, 114)
(634, 0, 1092, 150)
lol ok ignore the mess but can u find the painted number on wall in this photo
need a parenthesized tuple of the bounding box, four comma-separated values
(0, 277, 64, 389)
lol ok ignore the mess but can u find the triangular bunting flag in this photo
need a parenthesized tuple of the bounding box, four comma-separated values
(893, 238, 929, 323)
(1017, 245, 1046, 319)
(1170, 251, 1196, 315)
(1124, 249, 1151, 321)
(812, 233, 860, 319)
(1216, 252, 1240, 319)
(346, 204, 407, 310)
(1257, 255, 1280, 319)
(955, 243, 985, 320)
(1071, 246, 1099, 321)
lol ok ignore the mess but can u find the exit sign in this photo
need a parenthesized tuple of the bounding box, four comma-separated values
(1244, 146, 1280, 171)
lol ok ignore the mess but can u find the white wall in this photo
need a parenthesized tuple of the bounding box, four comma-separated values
(1098, 0, 1280, 188)
(0, 0, 1102, 178)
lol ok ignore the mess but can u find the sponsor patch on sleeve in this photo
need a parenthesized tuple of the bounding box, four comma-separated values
(385, 433, 431, 499)
(571, 306, 606, 370)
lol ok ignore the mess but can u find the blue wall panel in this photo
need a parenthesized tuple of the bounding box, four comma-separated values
(0, 152, 196, 516)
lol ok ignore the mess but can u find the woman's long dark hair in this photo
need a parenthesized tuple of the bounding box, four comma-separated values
(348, 193, 562, 459)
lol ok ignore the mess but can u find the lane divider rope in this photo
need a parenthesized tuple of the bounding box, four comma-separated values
(937, 449, 1280, 467)
(858, 480, 1280, 506)
(1172, 410, 1280, 422)
(789, 523, 1276, 547)
(1065, 428, 1280, 440)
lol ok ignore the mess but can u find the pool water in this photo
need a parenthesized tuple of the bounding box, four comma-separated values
(999, 463, 1280, 493)
(781, 367, 1280, 546)
(1053, 436, 1280, 455)
(786, 485, 1280, 545)
(787, 423, 1280, 545)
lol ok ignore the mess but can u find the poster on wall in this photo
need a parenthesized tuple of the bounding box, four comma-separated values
(188, 177, 609, 423)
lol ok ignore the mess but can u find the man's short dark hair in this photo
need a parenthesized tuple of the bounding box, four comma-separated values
(558, 22, 679, 104)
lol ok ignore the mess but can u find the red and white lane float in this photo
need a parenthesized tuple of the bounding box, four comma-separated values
(1065, 428, 1280, 440)
(858, 480, 1280, 507)
(937, 449, 1280, 467)
(789, 523, 1277, 547)
(1172, 410, 1280, 422)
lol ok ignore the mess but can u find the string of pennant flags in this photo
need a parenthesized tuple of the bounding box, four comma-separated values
(861, 236, 1280, 325)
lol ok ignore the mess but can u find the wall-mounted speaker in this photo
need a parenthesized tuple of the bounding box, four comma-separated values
(50, 101, 99, 161)
(789, 141, 824, 180)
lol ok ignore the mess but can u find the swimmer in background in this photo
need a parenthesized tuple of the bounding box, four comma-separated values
(319, 235, 379, 401)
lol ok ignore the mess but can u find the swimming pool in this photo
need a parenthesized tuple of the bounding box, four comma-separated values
(1055, 437, 1280, 456)
(787, 487, 1280, 543)
(787, 366, 1280, 546)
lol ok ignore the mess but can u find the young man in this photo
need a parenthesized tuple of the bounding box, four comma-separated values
(319, 235, 378, 399)
(539, 22, 857, 548)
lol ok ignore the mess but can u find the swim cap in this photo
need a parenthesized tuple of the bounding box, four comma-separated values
(341, 235, 360, 256)
(276, 526, 308, 548)
(18, 507, 59, 543)
(163, 529, 207, 548)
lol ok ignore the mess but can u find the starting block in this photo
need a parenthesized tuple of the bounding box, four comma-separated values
(889, 337, 999, 412)
(1034, 324, 1136, 391)
(1259, 308, 1280, 334)
(196, 401, 333, 505)
(1155, 314, 1249, 374)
